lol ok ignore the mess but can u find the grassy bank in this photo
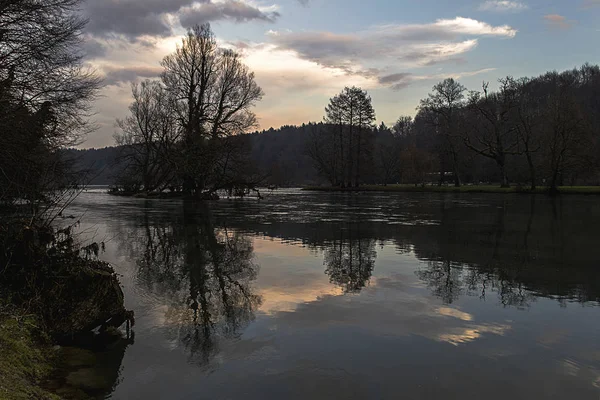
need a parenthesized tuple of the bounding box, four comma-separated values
(302, 185, 600, 195)
(0, 308, 61, 399)
(0, 220, 132, 399)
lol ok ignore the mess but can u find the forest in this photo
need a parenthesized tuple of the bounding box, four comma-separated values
(85, 58, 600, 194)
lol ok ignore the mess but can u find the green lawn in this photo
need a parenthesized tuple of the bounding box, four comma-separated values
(302, 185, 600, 195)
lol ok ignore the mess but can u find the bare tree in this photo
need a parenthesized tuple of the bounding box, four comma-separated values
(376, 121, 402, 185)
(160, 24, 263, 197)
(514, 78, 543, 190)
(419, 79, 467, 187)
(541, 71, 591, 193)
(464, 78, 521, 187)
(306, 124, 340, 186)
(114, 80, 179, 193)
(393, 116, 414, 139)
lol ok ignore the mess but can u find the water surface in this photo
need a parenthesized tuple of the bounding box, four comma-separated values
(69, 190, 600, 399)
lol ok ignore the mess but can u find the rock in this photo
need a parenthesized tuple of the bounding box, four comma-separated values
(46, 260, 131, 337)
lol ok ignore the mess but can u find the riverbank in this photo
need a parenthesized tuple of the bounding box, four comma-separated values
(0, 308, 61, 399)
(0, 220, 133, 399)
(1, 304, 133, 399)
(302, 185, 600, 195)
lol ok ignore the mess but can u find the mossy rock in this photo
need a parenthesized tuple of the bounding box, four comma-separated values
(45, 261, 129, 336)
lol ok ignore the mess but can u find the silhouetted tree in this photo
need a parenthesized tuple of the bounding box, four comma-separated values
(0, 0, 100, 212)
(513, 77, 543, 190)
(419, 79, 467, 187)
(114, 80, 179, 192)
(160, 24, 264, 197)
(539, 70, 592, 193)
(375, 122, 402, 185)
(464, 78, 521, 187)
(309, 87, 376, 187)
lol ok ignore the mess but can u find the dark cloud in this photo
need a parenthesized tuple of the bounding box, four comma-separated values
(378, 72, 413, 85)
(81, 37, 108, 60)
(85, 0, 197, 39)
(179, 1, 280, 28)
(269, 31, 378, 71)
(84, 0, 279, 41)
(378, 73, 414, 90)
(102, 66, 164, 86)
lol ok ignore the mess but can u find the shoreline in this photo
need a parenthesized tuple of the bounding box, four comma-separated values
(301, 185, 600, 195)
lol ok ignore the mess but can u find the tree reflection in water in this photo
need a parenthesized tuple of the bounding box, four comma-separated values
(110, 193, 600, 365)
(117, 201, 261, 365)
(213, 193, 600, 308)
(323, 222, 376, 293)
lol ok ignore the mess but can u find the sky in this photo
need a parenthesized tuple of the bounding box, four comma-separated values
(82, 0, 600, 148)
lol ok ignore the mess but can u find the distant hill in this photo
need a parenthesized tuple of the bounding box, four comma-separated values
(65, 146, 122, 185)
(70, 124, 322, 187)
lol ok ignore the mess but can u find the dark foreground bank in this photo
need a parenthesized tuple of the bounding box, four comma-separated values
(0, 221, 133, 399)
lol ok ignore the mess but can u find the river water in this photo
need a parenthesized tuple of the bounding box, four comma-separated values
(67, 189, 600, 399)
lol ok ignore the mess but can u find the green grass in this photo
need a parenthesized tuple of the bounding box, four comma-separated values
(0, 309, 61, 400)
(302, 184, 600, 195)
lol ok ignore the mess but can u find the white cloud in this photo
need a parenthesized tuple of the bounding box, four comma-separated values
(479, 1, 528, 13)
(243, 44, 379, 94)
(264, 16, 514, 93)
(268, 17, 516, 72)
(415, 16, 518, 37)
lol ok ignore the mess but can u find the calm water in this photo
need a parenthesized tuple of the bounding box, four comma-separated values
(68, 190, 600, 400)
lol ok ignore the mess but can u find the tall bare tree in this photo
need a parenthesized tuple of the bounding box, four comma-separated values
(464, 78, 521, 187)
(513, 77, 543, 190)
(376, 122, 402, 185)
(419, 79, 466, 187)
(114, 80, 179, 193)
(541, 70, 591, 193)
(160, 24, 263, 196)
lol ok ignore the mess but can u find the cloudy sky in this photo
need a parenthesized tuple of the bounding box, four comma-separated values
(83, 0, 600, 148)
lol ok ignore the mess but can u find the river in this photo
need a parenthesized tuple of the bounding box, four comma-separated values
(67, 189, 600, 399)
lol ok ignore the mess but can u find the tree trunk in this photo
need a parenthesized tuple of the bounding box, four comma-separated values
(451, 150, 461, 187)
(338, 124, 344, 187)
(438, 156, 444, 186)
(525, 151, 536, 190)
(182, 175, 195, 197)
(550, 167, 560, 195)
(500, 167, 509, 188)
(498, 155, 509, 188)
(354, 129, 361, 188)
